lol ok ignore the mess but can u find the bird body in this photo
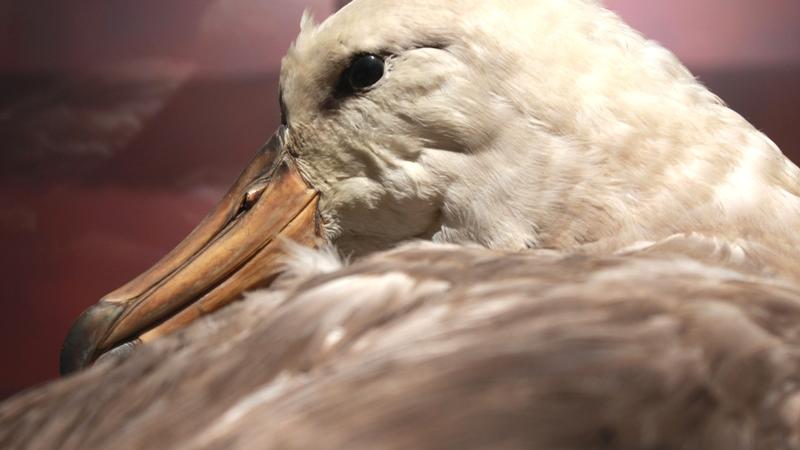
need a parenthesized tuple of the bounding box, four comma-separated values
(4, 0, 800, 449)
(6, 242, 800, 449)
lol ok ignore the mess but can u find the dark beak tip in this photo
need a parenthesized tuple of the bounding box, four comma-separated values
(59, 302, 125, 376)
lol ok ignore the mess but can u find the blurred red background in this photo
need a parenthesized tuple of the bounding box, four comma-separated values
(0, 0, 798, 398)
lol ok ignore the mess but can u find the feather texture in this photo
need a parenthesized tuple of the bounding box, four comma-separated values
(5, 240, 800, 449)
(3, 0, 800, 448)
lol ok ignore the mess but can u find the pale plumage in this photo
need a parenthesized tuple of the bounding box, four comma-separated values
(6, 241, 800, 449)
(283, 0, 800, 263)
(4, 0, 800, 449)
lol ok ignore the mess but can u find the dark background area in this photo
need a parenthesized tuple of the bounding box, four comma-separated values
(0, 0, 798, 398)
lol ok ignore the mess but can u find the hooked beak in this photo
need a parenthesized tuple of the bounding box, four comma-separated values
(60, 133, 320, 375)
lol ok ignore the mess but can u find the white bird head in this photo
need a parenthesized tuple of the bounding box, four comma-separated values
(61, 0, 800, 373)
(278, 0, 798, 255)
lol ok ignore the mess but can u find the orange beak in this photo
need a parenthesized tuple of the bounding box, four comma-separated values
(60, 133, 320, 374)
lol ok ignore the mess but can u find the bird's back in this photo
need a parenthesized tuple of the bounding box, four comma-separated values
(3, 241, 800, 449)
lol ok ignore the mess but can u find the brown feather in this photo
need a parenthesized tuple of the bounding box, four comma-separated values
(4, 241, 800, 449)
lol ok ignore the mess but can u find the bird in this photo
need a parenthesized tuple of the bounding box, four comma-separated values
(3, 0, 800, 448)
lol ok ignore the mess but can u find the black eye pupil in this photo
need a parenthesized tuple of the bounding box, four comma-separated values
(347, 55, 384, 90)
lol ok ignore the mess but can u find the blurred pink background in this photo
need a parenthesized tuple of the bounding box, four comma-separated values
(0, 0, 798, 398)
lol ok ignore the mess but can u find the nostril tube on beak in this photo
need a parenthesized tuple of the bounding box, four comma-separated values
(241, 180, 269, 212)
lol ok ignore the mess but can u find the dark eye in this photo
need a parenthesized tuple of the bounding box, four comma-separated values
(347, 54, 384, 90)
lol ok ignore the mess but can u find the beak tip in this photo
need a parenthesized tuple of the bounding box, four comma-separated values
(59, 301, 125, 376)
